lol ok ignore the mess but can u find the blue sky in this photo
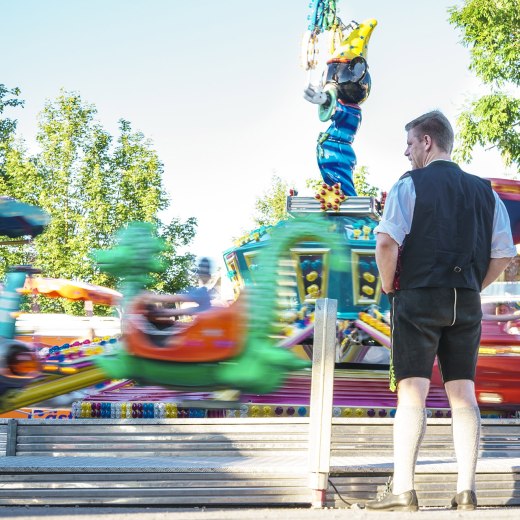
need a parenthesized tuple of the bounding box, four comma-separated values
(1, 0, 512, 264)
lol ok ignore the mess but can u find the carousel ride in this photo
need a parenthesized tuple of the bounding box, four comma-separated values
(2, 1, 520, 421)
(72, 1, 520, 420)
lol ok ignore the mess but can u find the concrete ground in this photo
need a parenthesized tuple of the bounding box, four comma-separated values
(1, 506, 520, 520)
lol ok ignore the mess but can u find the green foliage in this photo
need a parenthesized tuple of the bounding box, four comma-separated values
(0, 84, 24, 135)
(448, 0, 520, 170)
(0, 90, 197, 314)
(353, 165, 379, 197)
(454, 94, 520, 167)
(110, 119, 169, 228)
(155, 217, 197, 294)
(0, 86, 41, 284)
(253, 174, 289, 227)
(0, 84, 24, 174)
(306, 165, 379, 196)
(448, 0, 519, 87)
(305, 178, 322, 192)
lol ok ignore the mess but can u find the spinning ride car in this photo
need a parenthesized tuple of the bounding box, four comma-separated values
(94, 217, 346, 394)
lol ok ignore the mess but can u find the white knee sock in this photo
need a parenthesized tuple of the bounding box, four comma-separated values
(451, 406, 480, 493)
(392, 406, 427, 495)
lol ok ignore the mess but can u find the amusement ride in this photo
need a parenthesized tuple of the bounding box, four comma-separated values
(1, 0, 520, 425)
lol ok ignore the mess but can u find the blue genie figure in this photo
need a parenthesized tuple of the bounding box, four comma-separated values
(304, 19, 377, 197)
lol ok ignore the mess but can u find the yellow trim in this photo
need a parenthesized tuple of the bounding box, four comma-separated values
(290, 248, 330, 304)
(351, 249, 381, 305)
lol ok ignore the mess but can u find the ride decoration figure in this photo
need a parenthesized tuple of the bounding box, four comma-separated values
(304, 19, 377, 198)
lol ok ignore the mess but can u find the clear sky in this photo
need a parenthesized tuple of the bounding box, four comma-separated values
(1, 0, 512, 264)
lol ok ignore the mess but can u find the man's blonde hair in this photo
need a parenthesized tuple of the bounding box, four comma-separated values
(405, 110, 454, 154)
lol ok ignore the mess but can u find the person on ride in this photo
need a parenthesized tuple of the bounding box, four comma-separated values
(137, 258, 228, 326)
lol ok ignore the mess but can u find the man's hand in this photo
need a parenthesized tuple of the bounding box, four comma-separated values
(382, 285, 395, 296)
(375, 233, 399, 295)
(303, 84, 328, 105)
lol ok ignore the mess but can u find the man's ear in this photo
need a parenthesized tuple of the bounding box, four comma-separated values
(424, 134, 433, 151)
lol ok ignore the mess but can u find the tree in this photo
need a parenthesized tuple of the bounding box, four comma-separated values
(353, 165, 379, 197)
(0, 140, 41, 277)
(0, 90, 197, 313)
(0, 84, 24, 176)
(448, 0, 520, 171)
(253, 174, 290, 227)
(110, 119, 198, 295)
(0, 85, 39, 277)
(110, 119, 169, 229)
(154, 217, 198, 294)
(34, 93, 107, 291)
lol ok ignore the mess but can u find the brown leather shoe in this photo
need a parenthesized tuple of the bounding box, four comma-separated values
(451, 490, 477, 510)
(365, 488, 419, 512)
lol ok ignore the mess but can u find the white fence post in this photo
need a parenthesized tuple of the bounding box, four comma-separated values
(308, 298, 337, 507)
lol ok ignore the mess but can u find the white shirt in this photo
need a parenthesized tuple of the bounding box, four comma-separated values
(374, 171, 517, 259)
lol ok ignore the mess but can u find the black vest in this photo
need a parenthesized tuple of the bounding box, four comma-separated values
(399, 161, 495, 291)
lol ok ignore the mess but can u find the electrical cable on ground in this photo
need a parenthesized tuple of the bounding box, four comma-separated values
(328, 478, 355, 507)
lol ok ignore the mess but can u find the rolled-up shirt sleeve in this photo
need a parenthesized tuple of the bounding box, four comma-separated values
(374, 176, 415, 246)
(491, 191, 517, 258)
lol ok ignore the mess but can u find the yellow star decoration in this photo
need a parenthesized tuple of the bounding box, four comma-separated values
(314, 182, 347, 211)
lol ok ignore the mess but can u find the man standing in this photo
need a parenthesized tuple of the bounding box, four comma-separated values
(365, 110, 516, 512)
